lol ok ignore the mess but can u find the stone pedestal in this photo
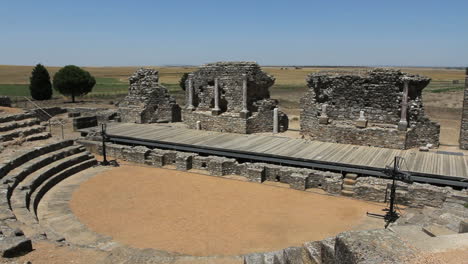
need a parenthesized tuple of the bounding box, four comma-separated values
(319, 116, 329, 125)
(355, 119, 368, 128)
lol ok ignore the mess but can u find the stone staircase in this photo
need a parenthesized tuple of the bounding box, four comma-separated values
(0, 140, 97, 257)
(341, 173, 357, 197)
(0, 112, 50, 146)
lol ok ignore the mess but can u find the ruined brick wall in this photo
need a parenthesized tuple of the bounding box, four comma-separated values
(460, 69, 468, 150)
(300, 69, 439, 149)
(183, 62, 288, 133)
(119, 68, 181, 123)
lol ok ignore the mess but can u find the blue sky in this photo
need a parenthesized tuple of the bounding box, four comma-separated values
(1, 0, 467, 67)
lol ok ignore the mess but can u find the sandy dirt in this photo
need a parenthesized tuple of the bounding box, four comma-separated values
(70, 165, 386, 256)
(0, 106, 23, 114)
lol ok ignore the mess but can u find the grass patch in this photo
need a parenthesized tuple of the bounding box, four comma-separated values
(427, 86, 465, 93)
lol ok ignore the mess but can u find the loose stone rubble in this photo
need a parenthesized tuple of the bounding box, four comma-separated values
(460, 68, 468, 149)
(183, 62, 288, 133)
(119, 68, 181, 123)
(300, 69, 440, 149)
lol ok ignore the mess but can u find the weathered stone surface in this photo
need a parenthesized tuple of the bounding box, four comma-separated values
(175, 152, 196, 171)
(300, 69, 439, 149)
(289, 173, 308, 190)
(334, 229, 416, 264)
(119, 68, 181, 123)
(183, 62, 288, 134)
(460, 70, 468, 149)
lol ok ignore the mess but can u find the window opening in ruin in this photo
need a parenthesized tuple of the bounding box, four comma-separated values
(201, 162, 207, 168)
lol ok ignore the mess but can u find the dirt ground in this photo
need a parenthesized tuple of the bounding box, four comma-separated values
(70, 164, 386, 256)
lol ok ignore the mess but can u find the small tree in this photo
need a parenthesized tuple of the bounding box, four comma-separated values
(53, 65, 96, 103)
(29, 64, 52, 100)
(179, 72, 189, 91)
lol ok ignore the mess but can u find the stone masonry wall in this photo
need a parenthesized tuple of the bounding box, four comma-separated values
(77, 139, 466, 210)
(183, 62, 288, 134)
(119, 68, 181, 123)
(460, 69, 468, 149)
(300, 68, 440, 149)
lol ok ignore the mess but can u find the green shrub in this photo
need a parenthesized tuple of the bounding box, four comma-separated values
(29, 64, 52, 100)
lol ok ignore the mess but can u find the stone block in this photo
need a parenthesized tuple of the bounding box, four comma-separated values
(319, 116, 329, 125)
(122, 146, 150, 164)
(246, 166, 265, 183)
(335, 229, 416, 264)
(207, 157, 236, 176)
(192, 156, 211, 170)
(289, 173, 308, 190)
(0, 236, 33, 258)
(175, 153, 196, 171)
(459, 221, 468, 233)
(146, 150, 165, 167)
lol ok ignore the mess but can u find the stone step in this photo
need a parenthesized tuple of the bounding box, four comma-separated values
(345, 173, 358, 180)
(341, 190, 354, 197)
(31, 158, 96, 216)
(0, 118, 40, 132)
(0, 113, 36, 124)
(422, 225, 458, 237)
(3, 145, 86, 187)
(389, 225, 431, 242)
(11, 156, 95, 238)
(342, 184, 355, 191)
(0, 125, 46, 143)
(344, 178, 356, 185)
(24, 132, 51, 142)
(0, 140, 74, 179)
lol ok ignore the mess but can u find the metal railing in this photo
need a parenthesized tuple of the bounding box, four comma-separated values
(23, 97, 65, 139)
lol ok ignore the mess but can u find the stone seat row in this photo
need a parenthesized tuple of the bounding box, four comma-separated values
(0, 140, 97, 257)
(0, 113, 51, 145)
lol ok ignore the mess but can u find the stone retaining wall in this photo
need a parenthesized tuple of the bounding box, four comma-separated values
(77, 139, 468, 210)
(460, 70, 468, 150)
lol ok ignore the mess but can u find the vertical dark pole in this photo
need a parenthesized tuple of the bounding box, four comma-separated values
(101, 123, 109, 165)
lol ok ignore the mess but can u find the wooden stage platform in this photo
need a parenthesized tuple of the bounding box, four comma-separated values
(88, 123, 468, 186)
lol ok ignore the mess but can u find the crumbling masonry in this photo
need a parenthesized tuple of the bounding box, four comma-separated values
(183, 62, 288, 134)
(119, 68, 181, 123)
(460, 68, 468, 149)
(300, 69, 440, 149)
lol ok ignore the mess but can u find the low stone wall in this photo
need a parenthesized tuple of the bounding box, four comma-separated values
(29, 107, 67, 121)
(183, 107, 288, 134)
(0, 96, 12, 107)
(354, 177, 468, 209)
(78, 139, 468, 211)
(73, 116, 98, 131)
(66, 107, 120, 123)
(301, 122, 407, 149)
(78, 140, 342, 193)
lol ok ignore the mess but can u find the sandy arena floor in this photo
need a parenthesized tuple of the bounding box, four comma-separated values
(70, 164, 387, 256)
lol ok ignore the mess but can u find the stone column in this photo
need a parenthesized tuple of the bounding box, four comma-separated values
(212, 78, 221, 115)
(187, 74, 195, 110)
(196, 120, 201, 130)
(240, 74, 249, 118)
(460, 67, 468, 149)
(273, 108, 279, 133)
(398, 77, 410, 131)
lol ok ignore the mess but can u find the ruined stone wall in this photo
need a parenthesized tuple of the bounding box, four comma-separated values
(183, 62, 288, 134)
(300, 69, 439, 149)
(119, 68, 181, 123)
(460, 69, 468, 150)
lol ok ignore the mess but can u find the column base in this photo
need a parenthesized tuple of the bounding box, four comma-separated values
(355, 119, 368, 128)
(239, 110, 250, 119)
(398, 121, 408, 131)
(211, 109, 221, 116)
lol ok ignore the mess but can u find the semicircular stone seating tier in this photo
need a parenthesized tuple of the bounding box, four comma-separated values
(0, 140, 96, 257)
(0, 112, 51, 146)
